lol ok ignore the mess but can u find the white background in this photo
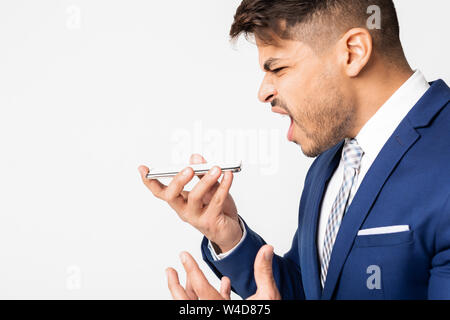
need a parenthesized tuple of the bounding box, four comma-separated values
(0, 0, 448, 299)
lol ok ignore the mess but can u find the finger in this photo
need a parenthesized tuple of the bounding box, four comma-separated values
(189, 154, 208, 179)
(180, 251, 223, 299)
(205, 171, 233, 216)
(188, 154, 222, 197)
(181, 190, 189, 201)
(138, 165, 168, 199)
(164, 167, 195, 212)
(253, 245, 279, 296)
(197, 183, 220, 206)
(139, 165, 192, 217)
(219, 276, 231, 300)
(187, 166, 222, 213)
(166, 268, 190, 300)
(186, 276, 199, 300)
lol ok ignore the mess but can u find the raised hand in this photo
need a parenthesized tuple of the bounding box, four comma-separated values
(138, 154, 242, 253)
(166, 245, 281, 300)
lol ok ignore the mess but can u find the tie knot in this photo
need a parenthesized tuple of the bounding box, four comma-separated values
(342, 138, 364, 170)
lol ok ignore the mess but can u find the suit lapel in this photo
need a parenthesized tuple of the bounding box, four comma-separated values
(320, 121, 420, 299)
(300, 142, 343, 299)
(320, 79, 450, 299)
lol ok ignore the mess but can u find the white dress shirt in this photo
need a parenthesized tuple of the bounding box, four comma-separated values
(210, 70, 430, 261)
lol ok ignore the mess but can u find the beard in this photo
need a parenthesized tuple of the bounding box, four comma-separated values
(272, 83, 355, 158)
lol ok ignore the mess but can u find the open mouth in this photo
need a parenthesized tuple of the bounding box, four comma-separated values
(271, 106, 294, 141)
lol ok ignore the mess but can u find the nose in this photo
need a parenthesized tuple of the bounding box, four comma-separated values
(258, 76, 277, 104)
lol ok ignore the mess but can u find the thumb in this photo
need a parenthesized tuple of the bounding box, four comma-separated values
(189, 154, 208, 180)
(189, 154, 207, 165)
(254, 245, 277, 292)
(219, 276, 231, 300)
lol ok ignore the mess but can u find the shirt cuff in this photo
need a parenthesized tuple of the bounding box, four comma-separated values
(207, 217, 247, 261)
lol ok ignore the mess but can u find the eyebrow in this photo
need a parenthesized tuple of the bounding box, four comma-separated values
(263, 58, 281, 72)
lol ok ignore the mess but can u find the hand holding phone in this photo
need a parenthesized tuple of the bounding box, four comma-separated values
(138, 155, 243, 254)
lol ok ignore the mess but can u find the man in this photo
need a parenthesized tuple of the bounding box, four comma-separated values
(139, 0, 450, 299)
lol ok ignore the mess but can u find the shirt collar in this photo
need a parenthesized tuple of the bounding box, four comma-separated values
(354, 70, 430, 164)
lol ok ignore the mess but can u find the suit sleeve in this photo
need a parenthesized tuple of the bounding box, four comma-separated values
(428, 194, 450, 299)
(201, 217, 305, 300)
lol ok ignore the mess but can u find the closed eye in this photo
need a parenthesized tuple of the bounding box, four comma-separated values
(272, 67, 286, 74)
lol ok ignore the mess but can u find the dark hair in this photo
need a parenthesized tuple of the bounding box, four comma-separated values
(230, 0, 403, 56)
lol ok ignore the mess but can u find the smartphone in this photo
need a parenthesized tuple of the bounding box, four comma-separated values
(146, 161, 242, 179)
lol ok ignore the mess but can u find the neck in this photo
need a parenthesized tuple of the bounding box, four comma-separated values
(349, 61, 414, 138)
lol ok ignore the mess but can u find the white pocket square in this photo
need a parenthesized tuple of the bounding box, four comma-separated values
(357, 225, 410, 236)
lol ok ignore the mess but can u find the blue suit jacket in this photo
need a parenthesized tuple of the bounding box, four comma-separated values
(201, 79, 450, 300)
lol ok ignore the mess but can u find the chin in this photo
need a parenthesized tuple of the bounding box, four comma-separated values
(298, 141, 318, 158)
(301, 146, 321, 158)
(299, 138, 331, 158)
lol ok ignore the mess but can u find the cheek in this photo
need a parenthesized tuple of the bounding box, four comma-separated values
(282, 63, 324, 108)
(279, 76, 308, 112)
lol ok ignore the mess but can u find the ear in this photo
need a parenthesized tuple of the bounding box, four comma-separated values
(338, 28, 373, 77)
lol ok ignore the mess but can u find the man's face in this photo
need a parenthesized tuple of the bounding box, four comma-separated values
(256, 36, 356, 157)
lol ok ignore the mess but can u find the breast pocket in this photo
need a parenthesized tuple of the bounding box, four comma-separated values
(337, 230, 416, 299)
(354, 230, 414, 248)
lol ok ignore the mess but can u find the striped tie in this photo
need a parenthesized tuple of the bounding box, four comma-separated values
(320, 138, 364, 288)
